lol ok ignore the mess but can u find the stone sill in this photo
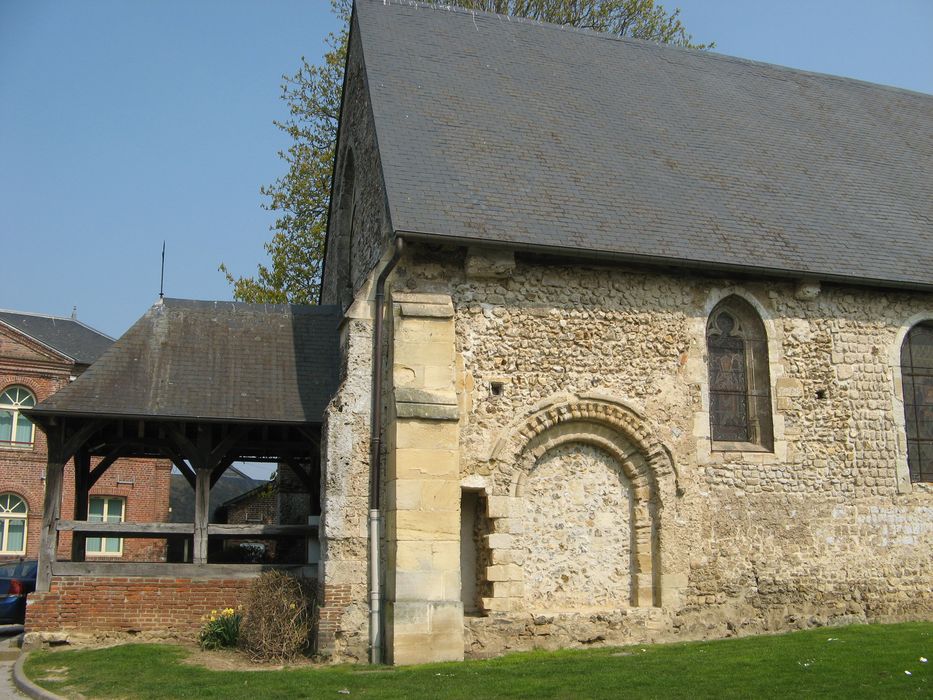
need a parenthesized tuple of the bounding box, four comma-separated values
(711, 441, 772, 454)
(0, 443, 34, 452)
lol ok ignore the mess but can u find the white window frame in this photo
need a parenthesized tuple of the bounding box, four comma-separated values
(0, 386, 36, 449)
(86, 496, 125, 557)
(0, 493, 28, 555)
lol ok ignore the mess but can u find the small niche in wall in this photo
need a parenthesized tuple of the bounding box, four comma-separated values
(460, 491, 480, 614)
(815, 389, 828, 400)
(490, 381, 505, 397)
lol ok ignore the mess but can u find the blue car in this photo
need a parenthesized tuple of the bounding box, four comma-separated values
(0, 559, 37, 625)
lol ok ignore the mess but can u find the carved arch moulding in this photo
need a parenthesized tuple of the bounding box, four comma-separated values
(479, 394, 683, 613)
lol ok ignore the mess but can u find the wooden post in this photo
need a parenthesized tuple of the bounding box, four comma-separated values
(71, 449, 91, 563)
(38, 440, 65, 593)
(193, 467, 211, 565)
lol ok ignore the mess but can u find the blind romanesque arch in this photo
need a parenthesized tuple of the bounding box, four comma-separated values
(486, 395, 681, 611)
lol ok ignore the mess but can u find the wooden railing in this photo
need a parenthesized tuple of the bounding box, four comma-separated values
(50, 519, 319, 578)
(56, 520, 317, 538)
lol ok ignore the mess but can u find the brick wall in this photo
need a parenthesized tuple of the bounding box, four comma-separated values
(226, 487, 275, 525)
(316, 583, 354, 656)
(26, 576, 255, 637)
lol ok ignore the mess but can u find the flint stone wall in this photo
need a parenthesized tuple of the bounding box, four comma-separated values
(321, 17, 393, 310)
(523, 443, 633, 610)
(394, 247, 932, 656)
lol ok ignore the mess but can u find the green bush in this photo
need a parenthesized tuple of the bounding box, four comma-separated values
(238, 571, 315, 662)
(198, 607, 241, 650)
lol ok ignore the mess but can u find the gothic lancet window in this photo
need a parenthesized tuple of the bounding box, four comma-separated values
(707, 296, 773, 450)
(902, 322, 933, 483)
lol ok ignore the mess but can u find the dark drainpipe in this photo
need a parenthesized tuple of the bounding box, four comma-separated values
(368, 236, 404, 664)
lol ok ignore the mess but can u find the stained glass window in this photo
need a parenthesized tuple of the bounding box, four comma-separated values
(707, 297, 773, 449)
(902, 322, 933, 483)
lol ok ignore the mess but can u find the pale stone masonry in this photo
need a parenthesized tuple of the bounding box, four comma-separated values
(315, 0, 932, 664)
(384, 292, 464, 664)
(320, 253, 931, 661)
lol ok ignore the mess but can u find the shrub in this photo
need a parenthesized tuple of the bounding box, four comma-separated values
(238, 571, 315, 662)
(198, 607, 241, 650)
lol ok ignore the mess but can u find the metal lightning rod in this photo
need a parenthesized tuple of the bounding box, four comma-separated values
(159, 241, 166, 300)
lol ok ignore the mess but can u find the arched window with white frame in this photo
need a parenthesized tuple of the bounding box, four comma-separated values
(0, 494, 28, 555)
(0, 386, 36, 448)
(707, 296, 774, 450)
(902, 321, 933, 483)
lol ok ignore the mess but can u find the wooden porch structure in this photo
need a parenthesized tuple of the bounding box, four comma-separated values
(31, 414, 321, 590)
(24, 298, 341, 592)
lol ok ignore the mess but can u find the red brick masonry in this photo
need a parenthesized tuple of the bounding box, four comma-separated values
(317, 583, 353, 654)
(26, 576, 255, 637)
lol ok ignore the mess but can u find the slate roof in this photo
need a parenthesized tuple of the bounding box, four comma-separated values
(30, 298, 341, 424)
(355, 1, 933, 289)
(0, 310, 113, 366)
(169, 469, 263, 523)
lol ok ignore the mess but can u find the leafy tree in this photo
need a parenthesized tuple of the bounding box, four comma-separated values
(457, 1, 712, 45)
(223, 0, 711, 304)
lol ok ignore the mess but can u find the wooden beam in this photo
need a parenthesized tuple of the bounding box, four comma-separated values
(295, 425, 321, 448)
(57, 520, 194, 535)
(171, 458, 196, 489)
(37, 437, 66, 592)
(166, 425, 206, 470)
(207, 524, 317, 537)
(61, 418, 106, 464)
(87, 443, 127, 488)
(70, 450, 91, 562)
(281, 459, 315, 493)
(153, 438, 196, 488)
(209, 456, 236, 489)
(208, 425, 249, 467)
(52, 561, 305, 580)
(193, 467, 211, 564)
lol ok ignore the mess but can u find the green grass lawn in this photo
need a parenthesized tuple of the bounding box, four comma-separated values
(24, 622, 931, 699)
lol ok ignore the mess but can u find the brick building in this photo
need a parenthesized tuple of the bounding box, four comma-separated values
(0, 309, 171, 563)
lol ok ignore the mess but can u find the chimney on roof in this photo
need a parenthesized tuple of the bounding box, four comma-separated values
(71, 306, 77, 320)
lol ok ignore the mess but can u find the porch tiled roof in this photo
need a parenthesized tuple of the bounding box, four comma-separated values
(30, 298, 341, 424)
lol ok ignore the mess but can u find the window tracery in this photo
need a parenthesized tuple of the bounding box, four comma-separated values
(707, 297, 773, 450)
(902, 321, 933, 483)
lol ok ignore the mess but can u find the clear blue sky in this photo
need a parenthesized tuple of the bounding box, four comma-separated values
(2, 0, 932, 339)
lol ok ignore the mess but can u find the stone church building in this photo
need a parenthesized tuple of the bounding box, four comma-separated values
(314, 0, 932, 664)
(21, 0, 931, 666)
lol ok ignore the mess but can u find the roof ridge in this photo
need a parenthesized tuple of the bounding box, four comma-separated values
(0, 308, 114, 341)
(364, 0, 933, 98)
(0, 308, 77, 323)
(161, 297, 342, 314)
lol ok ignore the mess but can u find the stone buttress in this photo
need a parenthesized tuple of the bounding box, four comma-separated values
(383, 292, 464, 664)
